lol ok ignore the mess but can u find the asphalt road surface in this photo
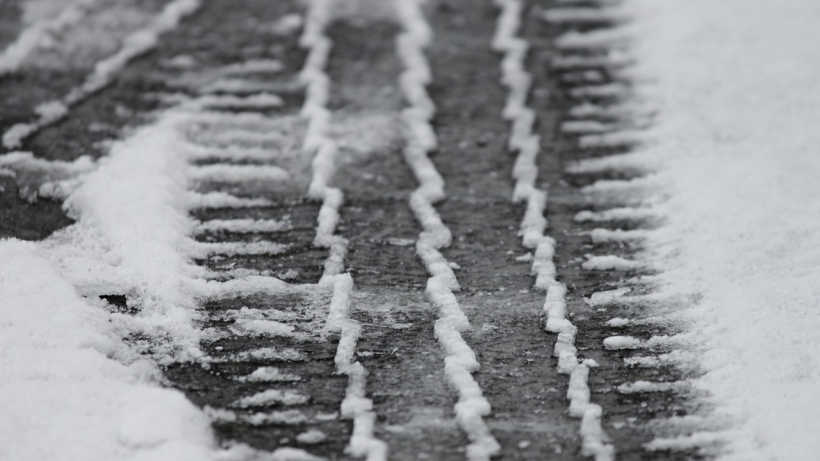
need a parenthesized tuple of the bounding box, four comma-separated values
(0, 0, 702, 459)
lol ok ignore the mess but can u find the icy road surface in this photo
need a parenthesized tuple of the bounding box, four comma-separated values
(1, 0, 819, 460)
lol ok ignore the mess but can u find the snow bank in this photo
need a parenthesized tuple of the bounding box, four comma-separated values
(0, 96, 305, 457)
(625, 0, 820, 458)
(0, 240, 231, 461)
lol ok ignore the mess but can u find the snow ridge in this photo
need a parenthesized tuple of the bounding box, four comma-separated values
(396, 1, 500, 459)
(493, 2, 614, 459)
(491, 0, 554, 289)
(299, 0, 346, 287)
(2, 0, 202, 149)
(299, 2, 386, 459)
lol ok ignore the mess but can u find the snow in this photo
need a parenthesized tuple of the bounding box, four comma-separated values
(244, 410, 310, 426)
(296, 430, 328, 445)
(561, 120, 612, 134)
(299, 3, 387, 459)
(602, 336, 641, 350)
(233, 367, 301, 383)
(218, 59, 285, 75)
(605, 318, 630, 328)
(187, 191, 272, 208)
(197, 218, 292, 234)
(228, 319, 301, 338)
(193, 93, 285, 109)
(615, 0, 820, 458)
(0, 0, 98, 76)
(555, 28, 630, 51)
(299, 0, 347, 287)
(584, 287, 631, 307)
(233, 390, 309, 408)
(542, 7, 628, 25)
(2, 0, 201, 149)
(188, 164, 291, 183)
(567, 152, 657, 175)
(644, 433, 724, 452)
(496, 1, 612, 459)
(617, 381, 682, 394)
(574, 207, 658, 223)
(0, 151, 95, 200)
(0, 240, 260, 461)
(582, 255, 641, 271)
(2, 35, 312, 457)
(397, 1, 499, 459)
(193, 241, 289, 257)
(588, 228, 647, 244)
(219, 347, 306, 363)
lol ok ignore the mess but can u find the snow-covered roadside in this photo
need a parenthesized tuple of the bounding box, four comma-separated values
(0, 240, 236, 461)
(624, 0, 820, 459)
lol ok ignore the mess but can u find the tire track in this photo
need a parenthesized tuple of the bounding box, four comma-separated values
(0, 0, 708, 458)
(0, 0, 99, 76)
(2, 0, 201, 149)
(299, 1, 386, 458)
(532, 1, 707, 459)
(493, 2, 614, 459)
(324, 13, 471, 461)
(395, 1, 501, 459)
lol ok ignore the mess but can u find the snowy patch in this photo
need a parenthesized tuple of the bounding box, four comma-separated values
(0, 240, 255, 461)
(625, 0, 820, 457)
(233, 390, 309, 408)
(582, 255, 642, 271)
(584, 287, 631, 307)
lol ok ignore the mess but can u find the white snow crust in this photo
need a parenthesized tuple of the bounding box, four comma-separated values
(0, 241, 270, 461)
(621, 0, 820, 458)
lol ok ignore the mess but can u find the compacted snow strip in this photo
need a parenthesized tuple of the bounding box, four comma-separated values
(196, 218, 292, 234)
(492, 2, 613, 460)
(0, 0, 99, 76)
(491, 0, 555, 290)
(622, 0, 820, 459)
(187, 191, 273, 209)
(324, 275, 388, 461)
(188, 164, 291, 183)
(299, 2, 386, 459)
(2, 0, 202, 149)
(396, 1, 500, 459)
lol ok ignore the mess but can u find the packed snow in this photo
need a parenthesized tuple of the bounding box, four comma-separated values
(0, 241, 276, 461)
(495, 1, 612, 459)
